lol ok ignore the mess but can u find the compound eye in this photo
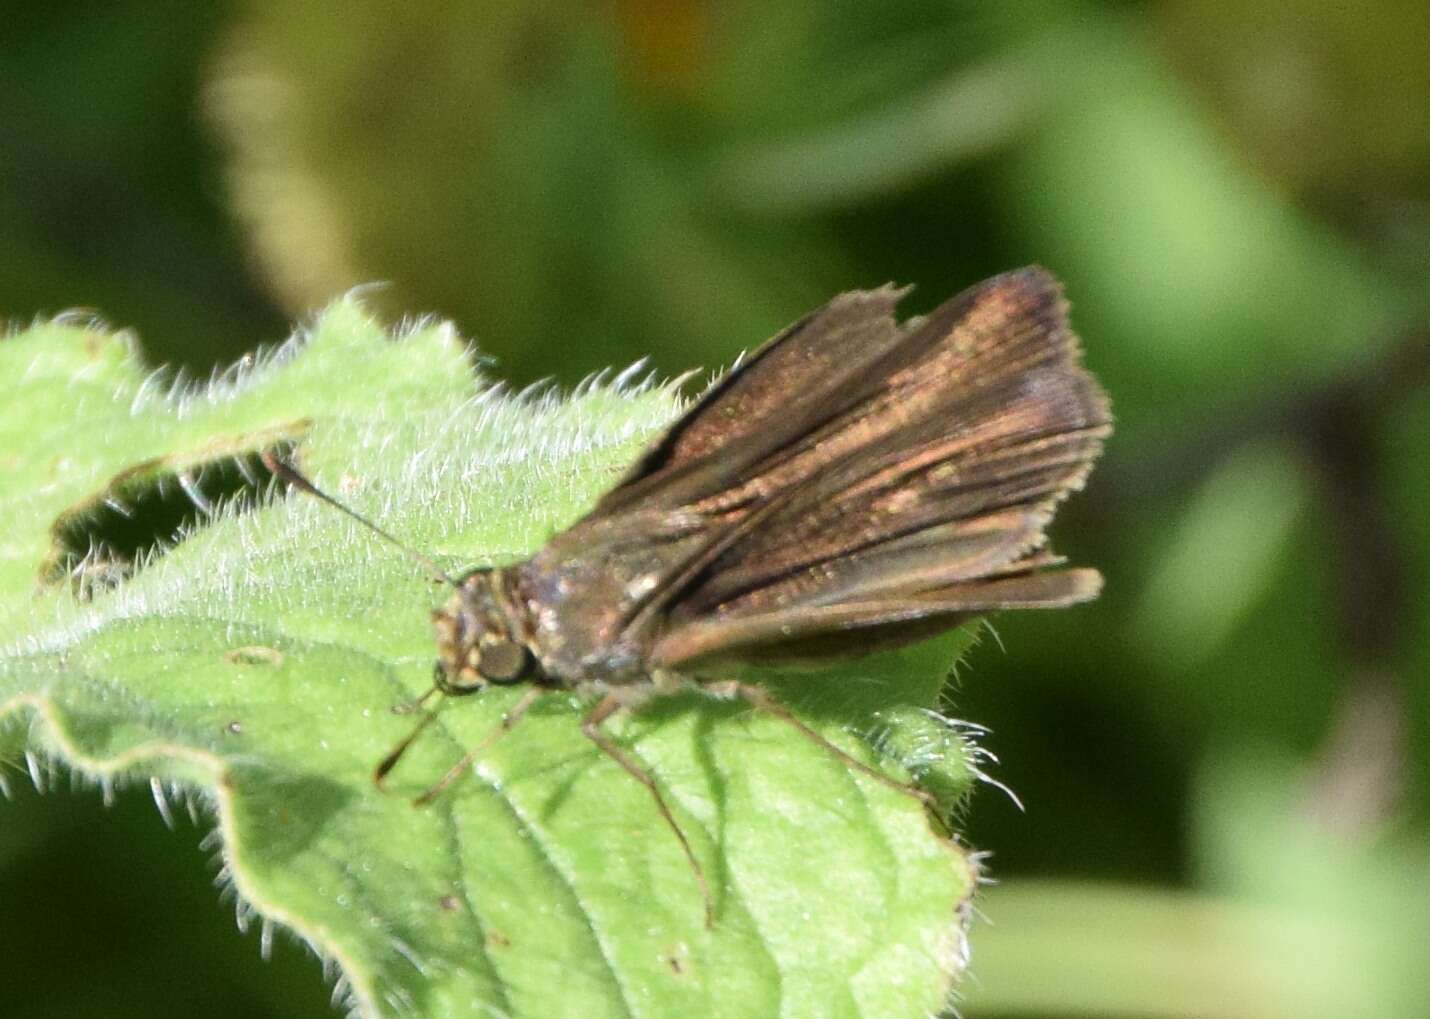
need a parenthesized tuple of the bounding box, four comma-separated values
(477, 636, 532, 684)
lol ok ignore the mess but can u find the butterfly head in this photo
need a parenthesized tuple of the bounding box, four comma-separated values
(432, 570, 535, 693)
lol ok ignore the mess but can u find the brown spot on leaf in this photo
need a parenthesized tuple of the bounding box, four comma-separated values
(663, 945, 691, 976)
(224, 646, 284, 668)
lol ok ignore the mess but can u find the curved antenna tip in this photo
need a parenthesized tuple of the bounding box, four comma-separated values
(261, 450, 458, 588)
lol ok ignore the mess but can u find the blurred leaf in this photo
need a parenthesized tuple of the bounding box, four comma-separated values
(0, 0, 284, 369)
(960, 876, 1372, 1018)
(205, 4, 840, 384)
(713, 33, 1066, 213)
(1000, 20, 1403, 432)
(962, 731, 1430, 1018)
(1190, 746, 1430, 1019)
(1132, 441, 1309, 669)
(1, 306, 975, 1018)
(1160, 0, 1430, 193)
(1383, 383, 1430, 808)
(204, 2, 1015, 386)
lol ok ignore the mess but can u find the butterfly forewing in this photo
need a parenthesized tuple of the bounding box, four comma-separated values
(518, 266, 1108, 681)
(580, 266, 1110, 667)
(594, 285, 910, 514)
(674, 368, 1107, 612)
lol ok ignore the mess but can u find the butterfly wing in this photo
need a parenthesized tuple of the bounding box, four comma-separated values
(634, 266, 1110, 667)
(651, 566, 1103, 668)
(594, 283, 912, 515)
(532, 267, 1109, 676)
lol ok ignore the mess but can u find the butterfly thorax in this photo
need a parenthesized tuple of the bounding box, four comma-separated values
(510, 532, 671, 687)
(435, 539, 668, 693)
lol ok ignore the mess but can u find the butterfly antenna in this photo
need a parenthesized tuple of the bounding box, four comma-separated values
(373, 690, 446, 788)
(391, 681, 443, 716)
(261, 450, 457, 588)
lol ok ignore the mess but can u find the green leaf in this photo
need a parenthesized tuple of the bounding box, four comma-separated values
(1, 304, 977, 1018)
(1131, 441, 1310, 669)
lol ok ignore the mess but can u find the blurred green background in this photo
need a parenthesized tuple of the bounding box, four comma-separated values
(3, 1, 1428, 1016)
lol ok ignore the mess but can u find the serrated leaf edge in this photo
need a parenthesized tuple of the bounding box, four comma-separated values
(1, 690, 381, 1018)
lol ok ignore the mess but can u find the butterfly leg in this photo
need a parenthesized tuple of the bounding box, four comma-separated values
(581, 692, 715, 928)
(704, 680, 937, 811)
(409, 686, 544, 806)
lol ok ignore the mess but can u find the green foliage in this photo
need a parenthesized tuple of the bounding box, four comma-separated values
(0, 306, 977, 1018)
